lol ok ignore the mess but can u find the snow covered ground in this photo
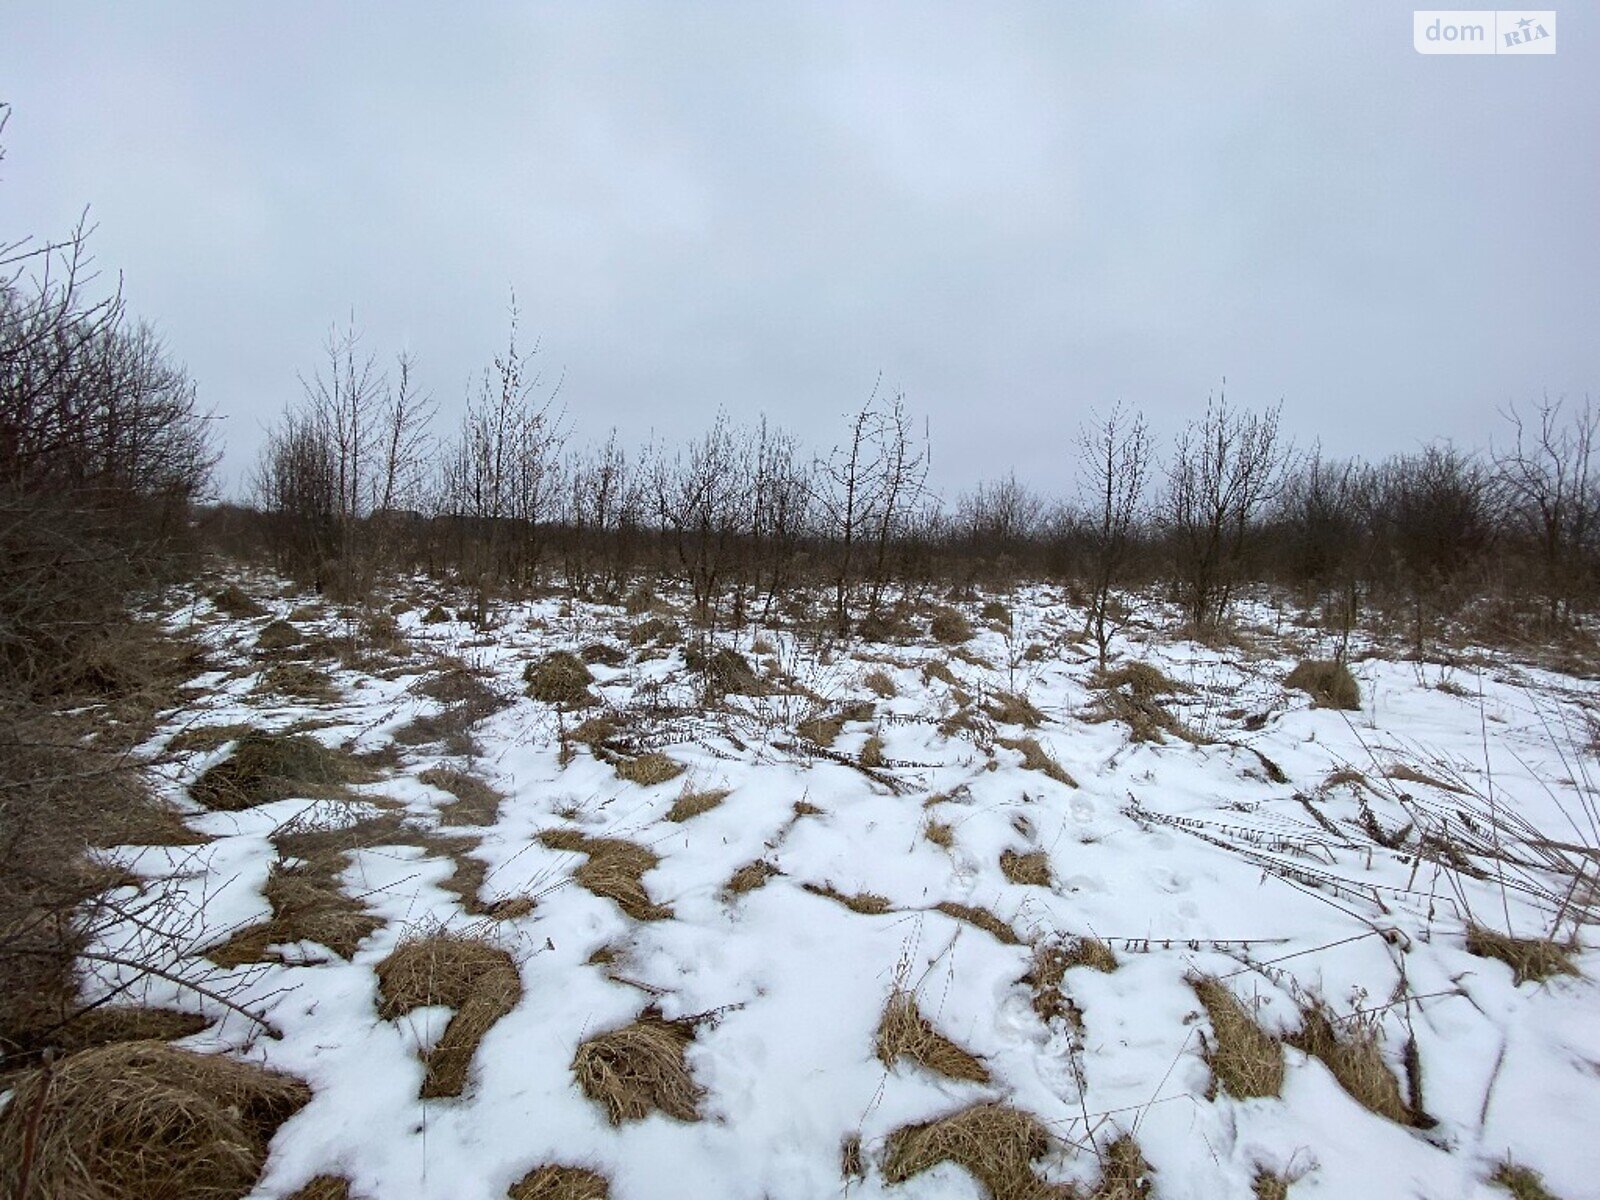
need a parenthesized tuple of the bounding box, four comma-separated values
(82, 580, 1600, 1200)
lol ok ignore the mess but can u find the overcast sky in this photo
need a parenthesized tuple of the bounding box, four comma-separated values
(5, 3, 1596, 498)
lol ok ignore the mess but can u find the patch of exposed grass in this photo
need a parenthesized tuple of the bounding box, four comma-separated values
(572, 1010, 702, 1124)
(209, 855, 383, 966)
(421, 766, 504, 826)
(540, 831, 673, 920)
(922, 659, 958, 686)
(613, 752, 685, 787)
(213, 583, 269, 618)
(935, 901, 1022, 945)
(510, 1165, 612, 1200)
(980, 599, 1012, 625)
(0, 1041, 309, 1200)
(190, 731, 372, 811)
(1000, 849, 1052, 887)
(285, 1176, 352, 1200)
(792, 799, 825, 817)
(925, 820, 954, 849)
(258, 661, 339, 702)
(581, 642, 628, 667)
(1286, 659, 1361, 710)
(1253, 1170, 1291, 1200)
(1466, 925, 1578, 984)
(376, 935, 522, 1099)
(863, 668, 897, 698)
(1095, 1136, 1154, 1200)
(930, 607, 975, 645)
(421, 604, 451, 624)
(986, 690, 1044, 728)
(997, 736, 1076, 786)
(1492, 1160, 1561, 1200)
(666, 787, 730, 822)
(1193, 977, 1284, 1099)
(1024, 938, 1116, 1028)
(166, 722, 253, 754)
(627, 616, 681, 646)
(723, 860, 779, 896)
(525, 651, 598, 707)
(882, 1102, 1050, 1199)
(687, 646, 764, 696)
(859, 734, 886, 768)
(1384, 762, 1466, 794)
(1288, 1002, 1410, 1124)
(805, 882, 893, 914)
(877, 991, 989, 1082)
(254, 618, 303, 652)
(50, 1007, 212, 1058)
(841, 1134, 865, 1180)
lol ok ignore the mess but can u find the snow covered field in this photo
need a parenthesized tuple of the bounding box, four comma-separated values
(85, 581, 1600, 1200)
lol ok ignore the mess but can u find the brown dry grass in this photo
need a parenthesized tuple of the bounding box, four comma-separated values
(258, 662, 339, 702)
(572, 1011, 702, 1124)
(723, 860, 779, 896)
(925, 820, 954, 848)
(510, 1165, 611, 1200)
(0, 1041, 310, 1200)
(936, 901, 1022, 945)
(923, 659, 959, 686)
(540, 831, 673, 920)
(1492, 1161, 1560, 1200)
(792, 799, 825, 817)
(863, 668, 897, 698)
(997, 737, 1076, 786)
(376, 935, 522, 1098)
(859, 734, 887, 768)
(627, 615, 681, 646)
(1466, 925, 1578, 984)
(190, 731, 372, 811)
(1193, 977, 1284, 1099)
(841, 1134, 865, 1180)
(1001, 849, 1052, 887)
(1285, 659, 1361, 710)
(254, 618, 302, 651)
(987, 691, 1044, 728)
(930, 607, 975, 644)
(877, 991, 989, 1082)
(666, 787, 730, 822)
(1384, 763, 1466, 794)
(421, 766, 504, 826)
(806, 882, 893, 914)
(284, 1176, 350, 1200)
(166, 722, 253, 754)
(1288, 1003, 1410, 1124)
(525, 652, 598, 707)
(1095, 1136, 1153, 1200)
(613, 753, 685, 787)
(882, 1102, 1051, 1199)
(1024, 938, 1116, 1028)
(1252, 1171, 1291, 1200)
(688, 646, 765, 697)
(209, 857, 382, 966)
(213, 584, 269, 618)
(51, 1007, 212, 1056)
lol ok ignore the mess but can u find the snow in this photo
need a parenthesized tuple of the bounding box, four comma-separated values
(71, 581, 1600, 1200)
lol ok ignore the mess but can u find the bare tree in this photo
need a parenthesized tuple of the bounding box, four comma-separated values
(1076, 402, 1152, 667)
(1495, 395, 1599, 623)
(1163, 392, 1287, 632)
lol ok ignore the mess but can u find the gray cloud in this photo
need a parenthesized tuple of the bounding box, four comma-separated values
(5, 2, 1596, 497)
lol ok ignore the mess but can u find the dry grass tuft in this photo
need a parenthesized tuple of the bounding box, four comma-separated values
(877, 991, 989, 1082)
(259, 662, 339, 702)
(0, 1041, 309, 1200)
(525, 652, 598, 707)
(1252, 1170, 1291, 1200)
(209, 856, 382, 966)
(510, 1165, 611, 1200)
(166, 722, 253, 754)
(1192, 977, 1284, 1099)
(213, 583, 269, 618)
(52, 1007, 212, 1055)
(1285, 659, 1361, 710)
(882, 1102, 1051, 1199)
(613, 752, 685, 787)
(254, 618, 303, 652)
(805, 882, 894, 914)
(1384, 762, 1466, 794)
(1492, 1161, 1561, 1200)
(581, 642, 628, 668)
(986, 691, 1045, 728)
(1024, 938, 1116, 1028)
(688, 646, 764, 696)
(923, 658, 959, 686)
(1094, 661, 1185, 698)
(997, 736, 1076, 786)
(859, 734, 887, 768)
(930, 606, 975, 644)
(797, 713, 845, 747)
(568, 715, 618, 747)
(1465, 925, 1578, 985)
(544, 833, 673, 920)
(420, 603, 451, 624)
(666, 787, 730, 822)
(1087, 662, 1194, 744)
(1288, 1003, 1409, 1124)
(1000, 849, 1052, 888)
(421, 766, 504, 826)
(1096, 1136, 1153, 1200)
(284, 1176, 351, 1200)
(723, 860, 779, 896)
(981, 599, 1012, 625)
(572, 1011, 703, 1125)
(841, 1134, 865, 1180)
(863, 668, 897, 698)
(935, 901, 1022, 945)
(925, 819, 954, 849)
(376, 935, 522, 1098)
(190, 731, 371, 811)
(792, 798, 825, 817)
(627, 615, 681, 646)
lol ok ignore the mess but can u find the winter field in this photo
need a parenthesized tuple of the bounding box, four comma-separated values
(43, 577, 1600, 1200)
